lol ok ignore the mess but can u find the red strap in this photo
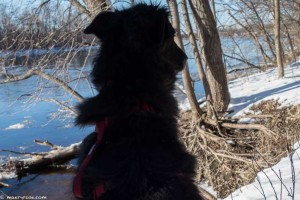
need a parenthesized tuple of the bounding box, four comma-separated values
(73, 104, 153, 199)
(131, 103, 154, 113)
(94, 184, 105, 199)
(73, 118, 108, 199)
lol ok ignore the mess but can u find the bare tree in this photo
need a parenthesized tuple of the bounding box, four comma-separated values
(219, 0, 300, 73)
(0, 0, 100, 115)
(274, 0, 284, 78)
(189, 0, 230, 113)
(168, 0, 202, 116)
(180, 0, 213, 116)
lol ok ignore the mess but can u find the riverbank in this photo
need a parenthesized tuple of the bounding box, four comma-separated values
(180, 58, 300, 199)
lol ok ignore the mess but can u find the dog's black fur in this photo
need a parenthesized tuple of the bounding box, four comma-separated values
(76, 4, 203, 200)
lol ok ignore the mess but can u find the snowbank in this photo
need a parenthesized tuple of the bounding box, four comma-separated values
(219, 62, 300, 199)
(223, 142, 300, 200)
(228, 65, 300, 116)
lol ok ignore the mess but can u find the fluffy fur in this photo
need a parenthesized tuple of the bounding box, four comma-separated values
(76, 4, 203, 200)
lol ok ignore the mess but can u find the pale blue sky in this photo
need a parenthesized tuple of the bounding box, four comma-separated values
(0, 0, 233, 27)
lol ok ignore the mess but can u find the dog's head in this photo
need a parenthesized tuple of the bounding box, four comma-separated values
(84, 4, 187, 88)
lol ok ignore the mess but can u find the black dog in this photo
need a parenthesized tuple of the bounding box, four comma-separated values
(74, 3, 204, 200)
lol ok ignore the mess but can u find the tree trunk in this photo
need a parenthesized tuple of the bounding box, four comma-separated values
(189, 0, 230, 113)
(168, 0, 202, 116)
(274, 0, 284, 78)
(211, 0, 216, 21)
(180, 0, 212, 115)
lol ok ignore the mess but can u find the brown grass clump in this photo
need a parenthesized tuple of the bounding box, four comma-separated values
(179, 100, 300, 198)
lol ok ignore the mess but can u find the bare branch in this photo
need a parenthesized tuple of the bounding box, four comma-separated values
(34, 139, 59, 150)
(0, 69, 35, 83)
(69, 0, 92, 18)
(33, 69, 84, 102)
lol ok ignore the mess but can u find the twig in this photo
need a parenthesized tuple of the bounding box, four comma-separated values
(195, 125, 225, 143)
(198, 187, 217, 200)
(0, 181, 11, 187)
(206, 119, 275, 136)
(224, 53, 262, 72)
(33, 69, 84, 102)
(207, 100, 225, 137)
(231, 115, 273, 120)
(256, 175, 267, 200)
(260, 168, 279, 200)
(34, 139, 59, 149)
(30, 96, 76, 113)
(288, 153, 295, 199)
(279, 170, 283, 200)
(1, 149, 46, 156)
(254, 150, 292, 196)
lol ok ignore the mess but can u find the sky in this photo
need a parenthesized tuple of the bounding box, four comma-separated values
(0, 0, 233, 27)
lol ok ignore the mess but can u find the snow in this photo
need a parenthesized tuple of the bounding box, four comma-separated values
(4, 123, 26, 130)
(0, 172, 17, 181)
(214, 61, 300, 200)
(228, 64, 300, 116)
(223, 145, 300, 200)
(179, 98, 191, 111)
(187, 60, 300, 199)
(3, 120, 32, 130)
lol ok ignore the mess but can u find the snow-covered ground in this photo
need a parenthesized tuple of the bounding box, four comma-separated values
(179, 60, 300, 199)
(228, 64, 300, 116)
(223, 142, 300, 200)
(214, 61, 300, 200)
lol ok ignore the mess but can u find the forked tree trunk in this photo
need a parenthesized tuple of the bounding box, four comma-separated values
(180, 0, 212, 115)
(168, 0, 202, 116)
(189, 0, 230, 112)
(274, 0, 284, 78)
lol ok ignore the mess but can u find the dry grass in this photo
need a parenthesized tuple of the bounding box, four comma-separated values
(179, 100, 300, 198)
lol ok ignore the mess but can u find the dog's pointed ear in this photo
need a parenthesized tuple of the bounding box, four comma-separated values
(84, 12, 116, 39)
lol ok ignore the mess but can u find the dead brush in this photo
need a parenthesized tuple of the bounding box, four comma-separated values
(179, 99, 300, 198)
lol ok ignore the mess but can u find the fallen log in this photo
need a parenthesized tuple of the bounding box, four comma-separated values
(0, 142, 80, 181)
